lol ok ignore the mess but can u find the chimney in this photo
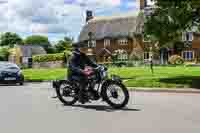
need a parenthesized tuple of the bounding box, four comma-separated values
(140, 0, 147, 10)
(86, 10, 93, 22)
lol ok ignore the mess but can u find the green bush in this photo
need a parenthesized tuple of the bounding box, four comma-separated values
(0, 47, 9, 61)
(33, 53, 65, 63)
(169, 55, 184, 65)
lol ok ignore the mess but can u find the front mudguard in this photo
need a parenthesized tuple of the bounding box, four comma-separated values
(101, 79, 123, 90)
(111, 75, 122, 83)
(52, 80, 69, 89)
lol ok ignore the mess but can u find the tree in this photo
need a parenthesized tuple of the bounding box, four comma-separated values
(24, 35, 50, 46)
(0, 47, 9, 61)
(24, 35, 54, 53)
(54, 37, 73, 53)
(0, 32, 23, 48)
(144, 0, 200, 48)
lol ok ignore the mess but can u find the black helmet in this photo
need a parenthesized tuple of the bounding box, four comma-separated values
(71, 43, 80, 55)
(72, 48, 81, 55)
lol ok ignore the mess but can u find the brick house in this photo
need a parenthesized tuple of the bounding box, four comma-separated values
(78, 12, 145, 63)
(77, 0, 200, 64)
(181, 32, 200, 63)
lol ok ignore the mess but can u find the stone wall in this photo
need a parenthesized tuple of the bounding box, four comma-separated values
(33, 61, 64, 68)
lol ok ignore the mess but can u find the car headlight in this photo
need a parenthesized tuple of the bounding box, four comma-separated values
(17, 70, 22, 75)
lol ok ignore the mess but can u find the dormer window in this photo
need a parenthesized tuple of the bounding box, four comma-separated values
(182, 32, 193, 42)
(88, 40, 96, 48)
(104, 39, 110, 47)
(118, 38, 128, 45)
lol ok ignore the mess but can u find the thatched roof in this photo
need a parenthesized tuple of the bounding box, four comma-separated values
(18, 45, 46, 57)
(78, 13, 144, 42)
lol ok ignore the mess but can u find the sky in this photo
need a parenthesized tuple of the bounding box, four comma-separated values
(0, 0, 150, 43)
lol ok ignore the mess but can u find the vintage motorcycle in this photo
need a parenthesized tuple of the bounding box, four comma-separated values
(52, 65, 129, 109)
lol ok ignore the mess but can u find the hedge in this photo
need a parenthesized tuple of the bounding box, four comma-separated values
(33, 53, 65, 63)
(0, 47, 9, 61)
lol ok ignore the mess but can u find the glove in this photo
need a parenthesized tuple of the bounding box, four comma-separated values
(83, 71, 91, 76)
(83, 67, 94, 76)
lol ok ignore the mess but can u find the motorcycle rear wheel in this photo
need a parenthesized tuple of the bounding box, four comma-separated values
(56, 81, 78, 105)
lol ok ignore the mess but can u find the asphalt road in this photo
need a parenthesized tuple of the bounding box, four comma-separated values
(0, 82, 200, 133)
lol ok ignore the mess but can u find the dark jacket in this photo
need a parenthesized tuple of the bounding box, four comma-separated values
(67, 52, 97, 81)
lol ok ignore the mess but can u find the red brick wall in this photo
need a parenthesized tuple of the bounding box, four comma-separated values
(80, 37, 143, 62)
(192, 34, 200, 48)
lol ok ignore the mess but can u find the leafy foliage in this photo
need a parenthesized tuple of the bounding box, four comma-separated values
(54, 37, 73, 53)
(24, 35, 55, 53)
(45, 46, 57, 54)
(24, 35, 50, 45)
(145, 0, 200, 48)
(33, 53, 69, 63)
(0, 32, 23, 48)
(0, 47, 10, 61)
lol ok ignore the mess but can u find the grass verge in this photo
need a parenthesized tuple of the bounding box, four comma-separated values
(22, 66, 200, 89)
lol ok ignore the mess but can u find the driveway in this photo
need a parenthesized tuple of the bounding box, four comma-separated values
(0, 82, 200, 133)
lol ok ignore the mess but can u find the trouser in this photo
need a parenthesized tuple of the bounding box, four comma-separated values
(79, 77, 88, 92)
(69, 75, 88, 94)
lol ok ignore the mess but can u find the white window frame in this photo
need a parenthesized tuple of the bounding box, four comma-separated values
(104, 39, 110, 47)
(118, 52, 128, 61)
(118, 38, 128, 46)
(182, 32, 186, 41)
(88, 40, 96, 48)
(22, 57, 29, 64)
(182, 32, 193, 42)
(182, 51, 194, 61)
(144, 52, 150, 61)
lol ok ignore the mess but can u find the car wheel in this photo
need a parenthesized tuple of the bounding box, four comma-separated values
(19, 82, 24, 86)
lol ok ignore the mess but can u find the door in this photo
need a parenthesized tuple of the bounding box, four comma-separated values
(28, 58, 32, 68)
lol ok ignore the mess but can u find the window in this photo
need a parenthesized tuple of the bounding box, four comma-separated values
(182, 32, 193, 42)
(144, 52, 150, 60)
(118, 38, 128, 45)
(88, 40, 96, 47)
(104, 39, 110, 47)
(118, 53, 128, 61)
(183, 51, 194, 61)
(143, 34, 151, 42)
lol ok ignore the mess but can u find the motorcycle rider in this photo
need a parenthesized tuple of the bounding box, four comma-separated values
(67, 45, 98, 103)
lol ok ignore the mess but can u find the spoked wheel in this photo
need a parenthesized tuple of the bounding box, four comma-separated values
(102, 81, 129, 109)
(56, 81, 78, 105)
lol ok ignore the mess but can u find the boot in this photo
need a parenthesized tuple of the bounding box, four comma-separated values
(78, 90, 89, 104)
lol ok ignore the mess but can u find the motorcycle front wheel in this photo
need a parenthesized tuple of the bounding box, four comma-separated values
(102, 81, 129, 109)
(56, 81, 78, 105)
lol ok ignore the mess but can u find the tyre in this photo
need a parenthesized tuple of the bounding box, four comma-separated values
(19, 82, 24, 86)
(56, 81, 78, 105)
(102, 81, 129, 109)
(19, 75, 24, 86)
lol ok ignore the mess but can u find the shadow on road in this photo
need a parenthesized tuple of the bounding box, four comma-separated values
(0, 84, 18, 86)
(0, 83, 29, 87)
(64, 104, 141, 112)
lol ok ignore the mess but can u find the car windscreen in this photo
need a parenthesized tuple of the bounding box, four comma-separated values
(0, 63, 19, 70)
